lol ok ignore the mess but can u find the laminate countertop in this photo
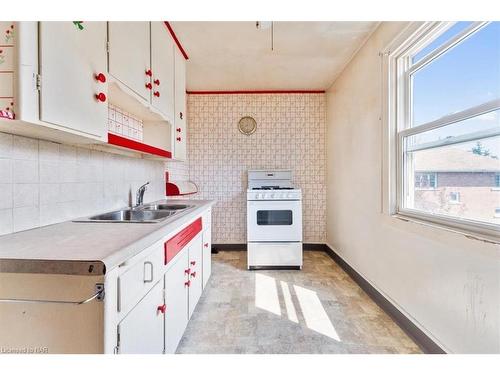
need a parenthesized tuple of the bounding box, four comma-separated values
(0, 199, 215, 275)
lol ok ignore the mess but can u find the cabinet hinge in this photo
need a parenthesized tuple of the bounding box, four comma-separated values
(35, 73, 41, 91)
(106, 41, 110, 53)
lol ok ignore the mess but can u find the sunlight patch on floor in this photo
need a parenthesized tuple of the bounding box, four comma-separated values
(280, 280, 298, 323)
(294, 285, 341, 341)
(255, 273, 281, 316)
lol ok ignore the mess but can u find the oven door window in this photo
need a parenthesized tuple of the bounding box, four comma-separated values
(256, 210, 293, 226)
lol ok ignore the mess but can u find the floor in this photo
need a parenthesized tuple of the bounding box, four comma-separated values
(177, 250, 422, 354)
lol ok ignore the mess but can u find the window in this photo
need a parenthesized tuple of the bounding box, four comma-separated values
(449, 192, 460, 204)
(388, 21, 500, 238)
(415, 173, 437, 189)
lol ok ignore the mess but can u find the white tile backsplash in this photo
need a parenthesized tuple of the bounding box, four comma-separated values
(0, 133, 166, 236)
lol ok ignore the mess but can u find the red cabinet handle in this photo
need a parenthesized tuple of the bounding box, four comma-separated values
(204, 243, 209, 248)
(176, 128, 182, 132)
(154, 79, 160, 86)
(179, 112, 183, 120)
(191, 271, 196, 278)
(145, 69, 152, 76)
(154, 91, 160, 97)
(176, 137, 181, 142)
(184, 268, 191, 275)
(94, 73, 106, 83)
(95, 93, 106, 102)
(184, 280, 191, 287)
(190, 261, 196, 266)
(157, 304, 166, 314)
(145, 83, 152, 90)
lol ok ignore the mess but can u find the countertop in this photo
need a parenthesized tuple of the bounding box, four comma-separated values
(0, 199, 215, 275)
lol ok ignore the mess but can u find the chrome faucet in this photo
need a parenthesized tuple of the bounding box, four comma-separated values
(136, 182, 150, 207)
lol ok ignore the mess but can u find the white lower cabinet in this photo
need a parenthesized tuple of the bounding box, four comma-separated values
(164, 249, 189, 354)
(188, 236, 203, 318)
(117, 280, 164, 354)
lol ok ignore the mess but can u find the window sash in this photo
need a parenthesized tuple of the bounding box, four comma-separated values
(392, 22, 500, 240)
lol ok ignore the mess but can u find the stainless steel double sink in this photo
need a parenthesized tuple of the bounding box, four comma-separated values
(74, 204, 194, 223)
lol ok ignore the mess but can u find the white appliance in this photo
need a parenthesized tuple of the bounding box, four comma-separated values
(246, 170, 303, 269)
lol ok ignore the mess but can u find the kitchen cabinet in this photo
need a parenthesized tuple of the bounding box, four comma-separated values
(38, 21, 108, 140)
(108, 22, 151, 101)
(173, 47, 187, 160)
(188, 236, 203, 318)
(164, 249, 189, 354)
(151, 21, 175, 124)
(202, 228, 212, 289)
(117, 280, 164, 354)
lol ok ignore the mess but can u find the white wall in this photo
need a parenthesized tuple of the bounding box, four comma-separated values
(0, 133, 165, 235)
(326, 22, 500, 353)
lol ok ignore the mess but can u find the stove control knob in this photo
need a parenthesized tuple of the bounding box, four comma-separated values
(270, 193, 275, 199)
(256, 193, 261, 199)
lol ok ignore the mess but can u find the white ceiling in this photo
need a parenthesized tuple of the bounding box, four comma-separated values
(170, 21, 379, 91)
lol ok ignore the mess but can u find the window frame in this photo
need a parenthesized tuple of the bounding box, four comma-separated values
(383, 21, 500, 241)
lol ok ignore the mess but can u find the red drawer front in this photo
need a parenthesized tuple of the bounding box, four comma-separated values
(164, 217, 202, 265)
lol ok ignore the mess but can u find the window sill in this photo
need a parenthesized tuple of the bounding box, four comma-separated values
(392, 210, 500, 245)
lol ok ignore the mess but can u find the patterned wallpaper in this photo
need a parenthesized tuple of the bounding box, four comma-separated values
(182, 93, 327, 244)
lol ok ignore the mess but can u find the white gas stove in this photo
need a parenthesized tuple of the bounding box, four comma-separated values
(246, 170, 303, 270)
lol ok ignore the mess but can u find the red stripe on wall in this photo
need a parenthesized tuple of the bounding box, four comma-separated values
(164, 21, 189, 60)
(186, 90, 325, 95)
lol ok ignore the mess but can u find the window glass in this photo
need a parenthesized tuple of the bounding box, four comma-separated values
(404, 139, 500, 224)
(411, 22, 500, 126)
(412, 22, 474, 63)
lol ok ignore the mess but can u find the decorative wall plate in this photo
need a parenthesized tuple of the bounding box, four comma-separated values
(238, 116, 257, 135)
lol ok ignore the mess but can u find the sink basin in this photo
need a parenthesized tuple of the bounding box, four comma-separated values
(142, 204, 193, 211)
(81, 209, 176, 223)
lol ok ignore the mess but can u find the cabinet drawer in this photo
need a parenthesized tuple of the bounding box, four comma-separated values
(164, 217, 202, 265)
(117, 242, 164, 313)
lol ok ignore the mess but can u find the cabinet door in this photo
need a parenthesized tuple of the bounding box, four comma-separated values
(188, 236, 203, 318)
(118, 280, 164, 354)
(202, 229, 212, 289)
(39, 22, 107, 139)
(108, 22, 151, 101)
(173, 48, 187, 160)
(151, 22, 175, 124)
(164, 250, 189, 354)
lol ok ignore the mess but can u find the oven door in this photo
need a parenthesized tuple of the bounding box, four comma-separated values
(247, 200, 302, 242)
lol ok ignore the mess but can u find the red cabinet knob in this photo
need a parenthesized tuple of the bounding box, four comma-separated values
(95, 73, 106, 83)
(95, 93, 106, 102)
(176, 137, 181, 142)
(154, 79, 160, 86)
(204, 243, 209, 248)
(184, 280, 191, 287)
(154, 91, 160, 97)
(157, 304, 166, 314)
(190, 261, 196, 266)
(145, 83, 152, 90)
(191, 271, 196, 278)
(179, 112, 183, 120)
(145, 69, 152, 76)
(184, 268, 191, 275)
(176, 128, 182, 132)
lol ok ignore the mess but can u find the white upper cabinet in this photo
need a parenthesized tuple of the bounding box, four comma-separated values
(108, 22, 151, 101)
(173, 47, 187, 160)
(38, 22, 108, 140)
(151, 22, 175, 124)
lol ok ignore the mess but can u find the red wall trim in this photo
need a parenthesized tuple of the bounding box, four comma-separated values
(108, 133, 172, 159)
(164, 21, 189, 60)
(186, 90, 325, 95)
